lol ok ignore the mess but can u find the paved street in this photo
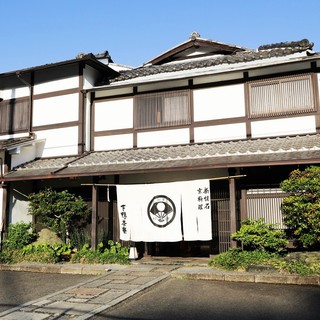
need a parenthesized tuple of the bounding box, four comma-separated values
(0, 264, 174, 319)
(0, 263, 319, 319)
(93, 278, 320, 320)
(0, 271, 96, 313)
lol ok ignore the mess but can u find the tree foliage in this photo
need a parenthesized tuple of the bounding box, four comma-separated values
(280, 166, 320, 248)
(28, 188, 90, 242)
(232, 218, 288, 252)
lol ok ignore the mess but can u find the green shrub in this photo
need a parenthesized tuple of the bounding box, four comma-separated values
(232, 218, 288, 252)
(280, 166, 320, 249)
(209, 248, 278, 270)
(0, 242, 72, 264)
(71, 240, 129, 265)
(2, 222, 37, 250)
(28, 188, 90, 243)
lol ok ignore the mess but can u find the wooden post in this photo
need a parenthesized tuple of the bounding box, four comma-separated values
(0, 183, 7, 249)
(240, 189, 248, 221)
(229, 178, 237, 248)
(91, 184, 98, 250)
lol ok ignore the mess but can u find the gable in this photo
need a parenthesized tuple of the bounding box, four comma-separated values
(145, 32, 247, 65)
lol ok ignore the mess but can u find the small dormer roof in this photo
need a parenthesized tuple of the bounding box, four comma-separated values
(144, 32, 248, 66)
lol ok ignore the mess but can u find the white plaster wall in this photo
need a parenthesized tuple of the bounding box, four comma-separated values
(137, 128, 189, 148)
(193, 71, 243, 85)
(33, 76, 79, 95)
(94, 98, 133, 131)
(1, 87, 29, 99)
(10, 195, 31, 224)
(35, 126, 79, 157)
(94, 134, 134, 151)
(249, 61, 311, 78)
(318, 74, 320, 103)
(11, 145, 38, 169)
(138, 79, 188, 92)
(85, 94, 91, 152)
(251, 115, 316, 138)
(194, 123, 247, 143)
(83, 65, 99, 89)
(0, 188, 3, 223)
(95, 87, 133, 98)
(193, 84, 245, 121)
(33, 93, 79, 126)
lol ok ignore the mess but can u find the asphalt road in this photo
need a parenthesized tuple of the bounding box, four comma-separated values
(92, 278, 320, 320)
(0, 270, 96, 313)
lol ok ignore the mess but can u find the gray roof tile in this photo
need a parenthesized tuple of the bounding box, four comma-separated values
(4, 134, 320, 181)
(110, 39, 314, 83)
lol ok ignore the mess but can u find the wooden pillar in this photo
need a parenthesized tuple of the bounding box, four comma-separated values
(240, 189, 248, 221)
(91, 184, 98, 250)
(0, 183, 7, 249)
(229, 178, 237, 248)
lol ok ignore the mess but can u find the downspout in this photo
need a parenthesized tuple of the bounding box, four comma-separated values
(16, 71, 33, 135)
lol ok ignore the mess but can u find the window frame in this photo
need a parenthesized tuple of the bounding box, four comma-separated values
(248, 74, 316, 119)
(0, 97, 30, 134)
(134, 89, 191, 130)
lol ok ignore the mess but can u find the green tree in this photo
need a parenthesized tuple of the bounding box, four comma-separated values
(232, 218, 288, 252)
(28, 188, 90, 243)
(280, 166, 320, 248)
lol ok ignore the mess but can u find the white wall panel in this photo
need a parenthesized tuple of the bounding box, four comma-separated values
(11, 145, 38, 169)
(94, 134, 133, 151)
(318, 74, 320, 102)
(95, 98, 133, 131)
(193, 84, 245, 121)
(1, 87, 29, 99)
(83, 65, 99, 89)
(34, 76, 79, 94)
(137, 128, 189, 148)
(10, 194, 31, 224)
(194, 123, 247, 143)
(35, 126, 78, 157)
(251, 115, 316, 138)
(33, 93, 79, 126)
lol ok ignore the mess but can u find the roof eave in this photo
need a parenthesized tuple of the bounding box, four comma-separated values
(87, 52, 318, 92)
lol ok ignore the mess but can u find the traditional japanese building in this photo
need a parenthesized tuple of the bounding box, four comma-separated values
(1, 33, 320, 257)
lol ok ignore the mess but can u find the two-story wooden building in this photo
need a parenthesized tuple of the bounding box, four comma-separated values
(1, 33, 320, 256)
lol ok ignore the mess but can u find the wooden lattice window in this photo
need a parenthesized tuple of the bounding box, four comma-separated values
(248, 74, 315, 118)
(134, 90, 191, 129)
(0, 98, 30, 134)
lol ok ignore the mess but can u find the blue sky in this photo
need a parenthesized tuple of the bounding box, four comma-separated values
(1, 0, 319, 73)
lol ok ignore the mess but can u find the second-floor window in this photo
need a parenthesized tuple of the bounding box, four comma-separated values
(0, 98, 30, 134)
(248, 74, 315, 118)
(134, 90, 191, 129)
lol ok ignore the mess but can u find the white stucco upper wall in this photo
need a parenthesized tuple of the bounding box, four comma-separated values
(33, 93, 79, 126)
(193, 84, 245, 121)
(33, 76, 79, 95)
(0, 87, 30, 100)
(94, 98, 133, 131)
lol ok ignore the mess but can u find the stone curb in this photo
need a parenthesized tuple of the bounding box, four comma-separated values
(171, 267, 320, 286)
(0, 263, 127, 275)
(1, 263, 319, 286)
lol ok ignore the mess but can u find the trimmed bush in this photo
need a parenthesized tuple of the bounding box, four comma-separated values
(71, 240, 130, 265)
(2, 222, 37, 250)
(232, 218, 288, 253)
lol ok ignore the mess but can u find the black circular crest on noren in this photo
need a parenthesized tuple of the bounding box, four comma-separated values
(147, 195, 176, 228)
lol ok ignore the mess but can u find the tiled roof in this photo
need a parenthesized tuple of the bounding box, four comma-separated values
(0, 136, 35, 151)
(111, 39, 314, 83)
(4, 134, 320, 181)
